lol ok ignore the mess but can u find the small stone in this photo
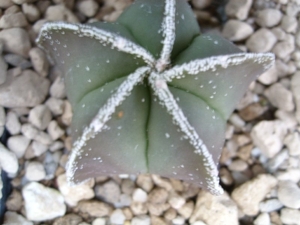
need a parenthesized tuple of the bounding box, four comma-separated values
(271, 27, 286, 41)
(75, 200, 112, 217)
(53, 214, 83, 225)
(280, 208, 300, 225)
(254, 213, 270, 225)
(77, 0, 99, 17)
(0, 0, 13, 8)
(45, 97, 64, 116)
(0, 12, 28, 29)
(231, 174, 277, 216)
(5, 190, 22, 211)
(276, 168, 300, 183)
(148, 188, 169, 204)
(266, 149, 288, 172)
(25, 161, 46, 181)
(0, 106, 5, 126)
(256, 9, 282, 27)
(228, 159, 248, 171)
(62, 100, 72, 126)
(178, 201, 194, 219)
(147, 202, 170, 216)
(151, 216, 168, 225)
(31, 140, 48, 156)
(0, 142, 18, 176)
(219, 167, 234, 186)
(130, 202, 148, 215)
(47, 120, 65, 140)
(95, 180, 121, 204)
(0, 70, 50, 108)
(21, 123, 38, 139)
(251, 120, 287, 158)
(92, 218, 106, 225)
(272, 35, 295, 59)
(246, 28, 277, 53)
(57, 173, 95, 206)
(151, 174, 173, 191)
(225, 0, 252, 20)
(238, 103, 267, 121)
(189, 191, 238, 225)
(258, 64, 278, 85)
(281, 15, 298, 33)
(277, 181, 300, 209)
(110, 209, 126, 225)
(22, 3, 40, 22)
(0, 56, 7, 85)
(5, 111, 21, 135)
(7, 135, 30, 158)
(168, 192, 185, 210)
(29, 47, 49, 77)
(132, 188, 148, 203)
(222, 20, 253, 41)
(45, 5, 78, 23)
(259, 199, 283, 212)
(172, 216, 185, 225)
(4, 211, 33, 225)
(4, 53, 31, 69)
(291, 72, 300, 123)
(284, 132, 300, 156)
(131, 215, 151, 225)
(137, 174, 154, 192)
(264, 83, 294, 111)
(22, 182, 66, 221)
(50, 76, 66, 99)
(0, 28, 31, 57)
(29, 105, 52, 130)
(121, 178, 135, 195)
(191, 222, 207, 225)
(49, 141, 64, 152)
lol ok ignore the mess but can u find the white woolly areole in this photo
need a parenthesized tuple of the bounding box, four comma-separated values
(162, 53, 275, 81)
(36, 22, 155, 66)
(149, 72, 223, 195)
(66, 67, 151, 184)
(156, 0, 176, 71)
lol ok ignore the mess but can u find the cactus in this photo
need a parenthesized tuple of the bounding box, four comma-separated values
(37, 0, 274, 195)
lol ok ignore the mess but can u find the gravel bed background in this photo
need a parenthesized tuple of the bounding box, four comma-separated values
(0, 0, 299, 224)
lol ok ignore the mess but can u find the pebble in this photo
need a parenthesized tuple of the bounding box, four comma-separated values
(291, 72, 300, 123)
(258, 64, 278, 85)
(5, 111, 21, 135)
(222, 20, 253, 41)
(29, 47, 49, 77)
(280, 15, 298, 33)
(49, 141, 64, 152)
(246, 28, 277, 53)
(168, 192, 186, 209)
(47, 120, 65, 140)
(62, 100, 73, 126)
(4, 53, 32, 69)
(21, 123, 39, 139)
(271, 27, 286, 41)
(77, 0, 99, 17)
(136, 174, 154, 192)
(121, 178, 135, 195)
(25, 161, 46, 181)
(0, 106, 5, 127)
(7, 135, 30, 158)
(0, 0, 13, 8)
(0, 142, 18, 176)
(29, 105, 52, 130)
(45, 97, 64, 116)
(259, 198, 283, 212)
(75, 200, 112, 217)
(6, 190, 22, 211)
(92, 218, 106, 225)
(228, 159, 248, 171)
(284, 132, 300, 156)
(95, 180, 121, 204)
(22, 182, 66, 221)
(272, 35, 295, 59)
(0, 12, 28, 29)
(110, 209, 126, 225)
(178, 201, 194, 219)
(0, 28, 31, 57)
(277, 181, 300, 209)
(280, 208, 300, 225)
(251, 120, 287, 158)
(225, 0, 252, 20)
(264, 83, 294, 112)
(256, 9, 282, 27)
(189, 191, 238, 225)
(131, 215, 151, 225)
(148, 188, 169, 204)
(0, 70, 50, 108)
(147, 202, 169, 216)
(53, 214, 83, 225)
(238, 103, 267, 121)
(132, 188, 148, 203)
(31, 140, 48, 156)
(130, 202, 148, 215)
(57, 173, 95, 206)
(267, 149, 289, 172)
(253, 213, 270, 225)
(231, 174, 277, 216)
(0, 55, 7, 85)
(45, 5, 78, 23)
(50, 76, 66, 99)
(22, 3, 41, 22)
(276, 168, 300, 183)
(4, 211, 33, 225)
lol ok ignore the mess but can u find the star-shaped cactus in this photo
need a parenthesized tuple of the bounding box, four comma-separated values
(37, 0, 274, 195)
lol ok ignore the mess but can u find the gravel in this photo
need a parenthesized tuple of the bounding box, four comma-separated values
(1, 0, 300, 224)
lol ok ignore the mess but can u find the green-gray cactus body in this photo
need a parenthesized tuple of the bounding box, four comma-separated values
(37, 0, 274, 195)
